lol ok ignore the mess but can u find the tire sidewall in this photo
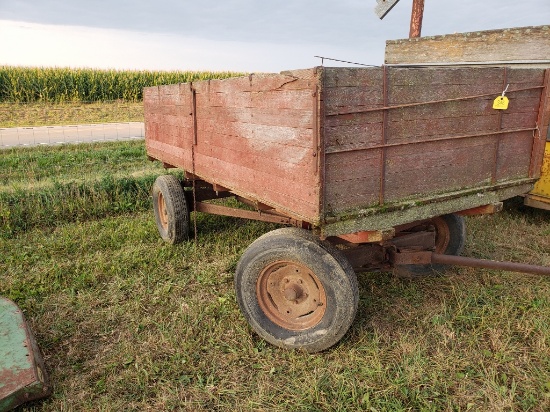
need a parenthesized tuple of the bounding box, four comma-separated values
(235, 230, 358, 352)
(396, 213, 466, 277)
(152, 175, 189, 244)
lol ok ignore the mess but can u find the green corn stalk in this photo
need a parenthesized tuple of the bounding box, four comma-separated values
(0, 66, 246, 103)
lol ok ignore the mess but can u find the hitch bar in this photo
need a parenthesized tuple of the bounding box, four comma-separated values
(432, 253, 550, 276)
(391, 250, 550, 276)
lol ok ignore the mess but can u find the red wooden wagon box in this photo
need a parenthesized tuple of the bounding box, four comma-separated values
(145, 65, 549, 237)
(143, 31, 550, 352)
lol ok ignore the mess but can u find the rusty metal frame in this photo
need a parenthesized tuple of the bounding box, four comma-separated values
(491, 67, 509, 184)
(318, 67, 327, 233)
(379, 65, 389, 205)
(194, 202, 306, 227)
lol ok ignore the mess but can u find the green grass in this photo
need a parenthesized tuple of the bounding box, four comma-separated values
(0, 141, 177, 238)
(1, 142, 550, 411)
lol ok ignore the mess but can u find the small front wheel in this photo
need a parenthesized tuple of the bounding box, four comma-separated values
(235, 228, 359, 353)
(152, 175, 190, 244)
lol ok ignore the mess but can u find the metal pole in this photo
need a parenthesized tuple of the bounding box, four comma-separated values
(432, 253, 550, 276)
(409, 0, 425, 38)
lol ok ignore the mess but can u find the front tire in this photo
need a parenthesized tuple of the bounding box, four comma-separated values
(152, 175, 190, 244)
(235, 228, 359, 353)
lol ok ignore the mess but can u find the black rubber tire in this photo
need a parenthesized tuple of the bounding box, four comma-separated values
(396, 213, 466, 277)
(235, 227, 359, 353)
(152, 175, 190, 244)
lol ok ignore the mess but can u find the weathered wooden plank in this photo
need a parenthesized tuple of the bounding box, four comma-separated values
(385, 26, 550, 64)
(195, 73, 316, 94)
(324, 150, 382, 213)
(324, 110, 383, 127)
(193, 153, 319, 221)
(325, 149, 381, 176)
(323, 67, 384, 88)
(388, 67, 504, 86)
(197, 128, 313, 165)
(280, 68, 320, 81)
(388, 83, 504, 105)
(324, 94, 540, 151)
(384, 137, 496, 201)
(196, 133, 314, 182)
(496, 131, 533, 181)
(146, 138, 192, 167)
(143, 86, 159, 105)
(196, 106, 313, 129)
(385, 113, 500, 143)
(324, 87, 383, 114)
(506, 68, 546, 85)
(197, 88, 313, 110)
(501, 111, 540, 129)
(325, 187, 380, 213)
(325, 122, 383, 149)
(197, 118, 314, 149)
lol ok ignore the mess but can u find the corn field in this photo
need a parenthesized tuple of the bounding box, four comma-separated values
(0, 66, 245, 103)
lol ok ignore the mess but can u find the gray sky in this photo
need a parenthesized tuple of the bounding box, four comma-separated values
(1, 0, 549, 71)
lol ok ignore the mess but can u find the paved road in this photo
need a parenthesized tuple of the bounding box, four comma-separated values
(0, 122, 144, 148)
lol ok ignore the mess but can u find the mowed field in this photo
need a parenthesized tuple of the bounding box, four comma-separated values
(1, 67, 550, 411)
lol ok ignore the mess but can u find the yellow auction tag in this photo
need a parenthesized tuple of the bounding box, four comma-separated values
(493, 95, 509, 110)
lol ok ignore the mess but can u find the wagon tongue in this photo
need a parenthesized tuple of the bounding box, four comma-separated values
(391, 250, 550, 276)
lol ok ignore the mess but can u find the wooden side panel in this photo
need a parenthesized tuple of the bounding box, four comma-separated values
(144, 83, 194, 168)
(322, 66, 545, 215)
(385, 25, 550, 64)
(144, 71, 321, 222)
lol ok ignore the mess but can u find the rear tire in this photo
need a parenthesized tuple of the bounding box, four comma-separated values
(235, 228, 359, 353)
(395, 214, 466, 277)
(152, 175, 190, 244)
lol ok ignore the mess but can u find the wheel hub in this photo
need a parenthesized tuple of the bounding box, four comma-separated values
(256, 261, 327, 331)
(157, 193, 169, 229)
(431, 217, 451, 253)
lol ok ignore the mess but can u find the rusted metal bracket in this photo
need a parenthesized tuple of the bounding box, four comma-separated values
(340, 244, 388, 272)
(389, 249, 433, 265)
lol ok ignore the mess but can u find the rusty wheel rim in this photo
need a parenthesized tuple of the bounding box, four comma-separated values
(256, 260, 327, 331)
(157, 192, 169, 230)
(432, 217, 451, 253)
